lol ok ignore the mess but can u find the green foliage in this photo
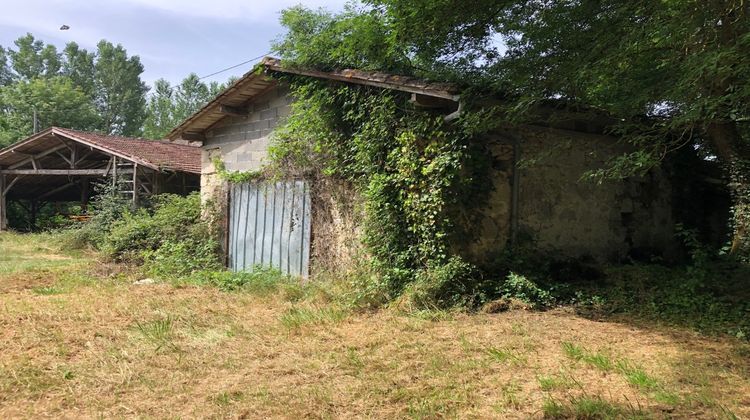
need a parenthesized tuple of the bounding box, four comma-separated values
(400, 257, 480, 309)
(142, 238, 221, 279)
(575, 264, 750, 340)
(275, 0, 750, 253)
(93, 40, 148, 136)
(62, 182, 129, 248)
(500, 272, 554, 309)
(274, 5, 412, 74)
(269, 75, 494, 308)
(102, 193, 216, 264)
(0, 76, 98, 146)
(186, 267, 288, 293)
(7, 33, 61, 80)
(0, 33, 148, 145)
(143, 74, 225, 139)
(212, 158, 263, 183)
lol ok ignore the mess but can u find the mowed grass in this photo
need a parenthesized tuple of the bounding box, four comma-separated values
(1, 233, 749, 418)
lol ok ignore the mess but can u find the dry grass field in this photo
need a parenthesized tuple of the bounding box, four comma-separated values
(0, 232, 748, 419)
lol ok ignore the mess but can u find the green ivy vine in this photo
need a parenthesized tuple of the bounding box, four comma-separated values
(212, 157, 263, 183)
(268, 77, 495, 307)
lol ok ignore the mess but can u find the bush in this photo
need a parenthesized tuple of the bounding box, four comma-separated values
(196, 268, 285, 292)
(143, 238, 221, 279)
(398, 257, 484, 310)
(62, 182, 129, 248)
(500, 272, 555, 309)
(577, 264, 750, 339)
(102, 193, 208, 260)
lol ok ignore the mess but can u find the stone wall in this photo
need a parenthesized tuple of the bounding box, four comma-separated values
(463, 125, 676, 265)
(199, 85, 677, 269)
(517, 126, 674, 261)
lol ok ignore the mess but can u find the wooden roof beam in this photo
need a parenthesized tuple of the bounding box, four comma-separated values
(219, 104, 249, 117)
(0, 168, 134, 176)
(9, 144, 68, 169)
(410, 93, 460, 110)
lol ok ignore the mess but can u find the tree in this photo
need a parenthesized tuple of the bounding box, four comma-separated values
(62, 42, 96, 98)
(0, 77, 98, 147)
(274, 0, 750, 255)
(93, 40, 148, 136)
(173, 73, 211, 123)
(143, 79, 176, 139)
(7, 33, 62, 80)
(142, 74, 227, 139)
(0, 47, 13, 86)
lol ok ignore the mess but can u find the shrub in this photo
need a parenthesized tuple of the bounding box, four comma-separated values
(187, 267, 288, 293)
(62, 182, 129, 248)
(102, 193, 207, 260)
(500, 272, 555, 309)
(143, 238, 221, 279)
(398, 257, 483, 310)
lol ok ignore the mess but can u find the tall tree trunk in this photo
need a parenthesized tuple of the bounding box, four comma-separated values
(706, 121, 750, 255)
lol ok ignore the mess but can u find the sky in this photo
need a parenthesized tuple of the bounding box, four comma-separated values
(0, 0, 349, 89)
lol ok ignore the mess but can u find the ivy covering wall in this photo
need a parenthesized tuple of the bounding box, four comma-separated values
(267, 77, 496, 307)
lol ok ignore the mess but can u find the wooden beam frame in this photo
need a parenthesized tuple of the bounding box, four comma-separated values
(0, 168, 134, 176)
(2, 175, 24, 196)
(9, 144, 68, 169)
(0, 175, 6, 231)
(38, 182, 77, 200)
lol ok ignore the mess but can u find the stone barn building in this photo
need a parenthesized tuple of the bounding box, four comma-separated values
(168, 58, 676, 278)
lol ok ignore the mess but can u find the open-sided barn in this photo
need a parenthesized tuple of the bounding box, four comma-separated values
(0, 127, 201, 230)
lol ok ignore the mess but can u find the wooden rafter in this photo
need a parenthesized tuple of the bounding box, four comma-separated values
(0, 168, 134, 176)
(3, 175, 25, 196)
(9, 144, 68, 169)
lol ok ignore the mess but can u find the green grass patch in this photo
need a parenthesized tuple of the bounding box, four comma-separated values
(561, 341, 585, 361)
(561, 342, 614, 371)
(537, 374, 572, 391)
(279, 305, 347, 330)
(134, 315, 180, 351)
(542, 395, 648, 419)
(485, 346, 526, 366)
(31, 286, 64, 295)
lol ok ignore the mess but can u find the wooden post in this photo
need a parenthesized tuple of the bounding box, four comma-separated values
(112, 157, 118, 188)
(80, 177, 90, 213)
(152, 171, 159, 195)
(0, 174, 6, 231)
(132, 163, 139, 208)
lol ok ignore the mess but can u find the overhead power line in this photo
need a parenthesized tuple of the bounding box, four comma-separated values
(198, 53, 270, 80)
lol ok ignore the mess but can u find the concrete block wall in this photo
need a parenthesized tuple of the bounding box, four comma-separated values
(203, 85, 292, 173)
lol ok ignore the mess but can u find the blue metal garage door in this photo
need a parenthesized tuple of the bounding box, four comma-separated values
(228, 181, 311, 278)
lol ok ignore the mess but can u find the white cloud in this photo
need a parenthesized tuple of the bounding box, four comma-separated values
(121, 0, 349, 21)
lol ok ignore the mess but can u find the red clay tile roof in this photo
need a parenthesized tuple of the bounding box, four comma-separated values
(53, 128, 201, 174)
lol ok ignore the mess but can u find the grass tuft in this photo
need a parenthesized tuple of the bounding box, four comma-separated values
(486, 346, 526, 365)
(279, 305, 347, 330)
(31, 286, 63, 295)
(134, 315, 179, 351)
(561, 341, 585, 361)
